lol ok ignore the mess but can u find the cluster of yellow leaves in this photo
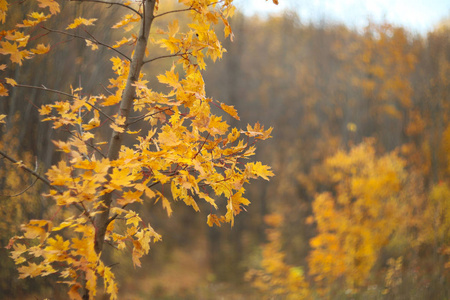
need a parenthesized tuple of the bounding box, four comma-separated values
(246, 214, 310, 299)
(308, 140, 406, 290)
(0, 0, 58, 95)
(4, 0, 275, 299)
(155, 0, 236, 69)
(8, 218, 118, 300)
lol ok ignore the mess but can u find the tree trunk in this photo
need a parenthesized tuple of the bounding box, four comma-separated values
(93, 0, 156, 255)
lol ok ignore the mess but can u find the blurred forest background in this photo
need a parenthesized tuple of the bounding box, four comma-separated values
(1, 1, 450, 299)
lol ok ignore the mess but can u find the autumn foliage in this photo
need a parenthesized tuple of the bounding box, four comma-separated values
(1, 0, 450, 299)
(0, 0, 273, 298)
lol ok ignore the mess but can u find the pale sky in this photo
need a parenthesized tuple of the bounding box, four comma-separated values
(235, 0, 450, 35)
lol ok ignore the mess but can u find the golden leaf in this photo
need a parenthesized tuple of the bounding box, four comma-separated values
(220, 102, 240, 120)
(66, 17, 97, 30)
(31, 43, 50, 54)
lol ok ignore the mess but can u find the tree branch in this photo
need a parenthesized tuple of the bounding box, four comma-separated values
(0, 149, 62, 194)
(153, 1, 222, 19)
(126, 107, 173, 126)
(41, 26, 131, 61)
(142, 51, 190, 65)
(69, 0, 142, 17)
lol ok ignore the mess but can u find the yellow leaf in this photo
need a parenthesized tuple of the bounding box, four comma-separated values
(112, 14, 140, 29)
(110, 122, 124, 133)
(39, 104, 52, 115)
(0, 114, 6, 123)
(126, 129, 141, 134)
(18, 262, 43, 279)
(4, 31, 29, 47)
(17, 12, 51, 27)
(112, 37, 131, 48)
(157, 66, 180, 88)
(52, 221, 73, 231)
(199, 192, 217, 209)
(22, 220, 52, 244)
(117, 190, 143, 206)
(66, 17, 97, 30)
(161, 195, 173, 217)
(158, 129, 180, 147)
(168, 20, 179, 37)
(52, 140, 72, 153)
(207, 214, 224, 227)
(31, 43, 50, 54)
(0, 0, 7, 23)
(85, 40, 98, 51)
(101, 93, 121, 106)
(0, 41, 32, 65)
(247, 161, 274, 180)
(220, 102, 240, 120)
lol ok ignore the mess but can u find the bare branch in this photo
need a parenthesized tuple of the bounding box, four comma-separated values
(126, 107, 173, 126)
(0, 173, 39, 198)
(41, 26, 131, 61)
(0, 149, 62, 194)
(142, 51, 190, 65)
(69, 0, 142, 17)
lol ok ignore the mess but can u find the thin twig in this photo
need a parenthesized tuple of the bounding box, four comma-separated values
(0, 150, 90, 213)
(66, 130, 107, 158)
(41, 26, 131, 61)
(69, 0, 142, 17)
(0, 149, 62, 194)
(126, 107, 173, 126)
(154, 1, 223, 19)
(142, 51, 190, 65)
(153, 7, 196, 19)
(1, 173, 39, 197)
(193, 132, 210, 159)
